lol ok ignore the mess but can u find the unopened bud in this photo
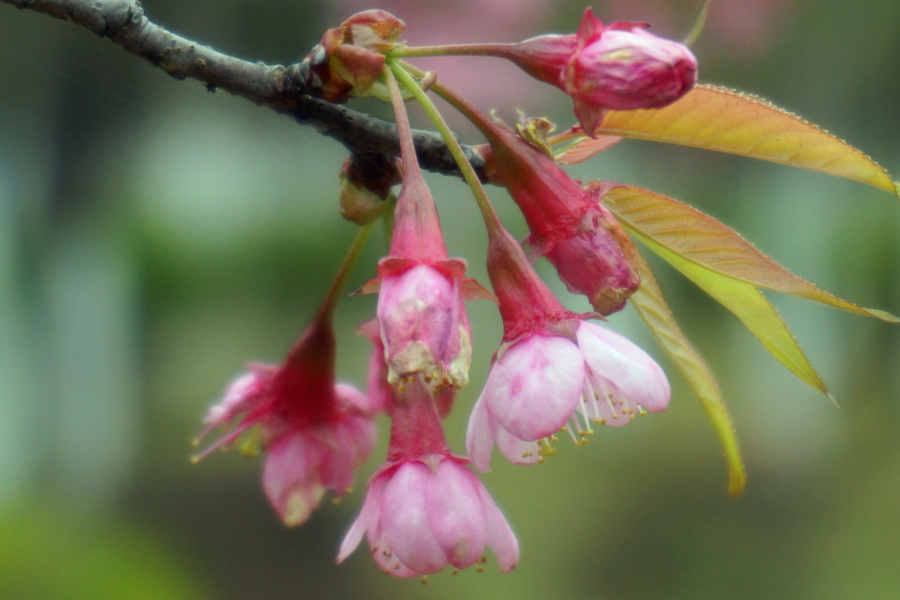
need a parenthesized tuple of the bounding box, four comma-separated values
(337, 154, 400, 225)
(304, 11, 406, 103)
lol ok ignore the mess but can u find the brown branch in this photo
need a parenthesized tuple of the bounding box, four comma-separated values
(1, 0, 487, 181)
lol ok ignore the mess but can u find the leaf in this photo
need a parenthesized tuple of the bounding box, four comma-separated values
(629, 251, 746, 496)
(555, 135, 623, 165)
(596, 85, 899, 197)
(629, 230, 829, 396)
(604, 185, 900, 323)
(683, 0, 713, 47)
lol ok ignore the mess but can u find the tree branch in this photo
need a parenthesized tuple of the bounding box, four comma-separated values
(2, 0, 487, 181)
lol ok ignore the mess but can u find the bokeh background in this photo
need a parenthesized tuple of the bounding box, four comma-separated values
(1, 0, 899, 598)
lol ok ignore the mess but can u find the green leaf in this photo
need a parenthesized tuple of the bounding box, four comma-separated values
(597, 86, 899, 198)
(683, 0, 713, 47)
(629, 251, 747, 496)
(628, 229, 830, 397)
(604, 185, 900, 323)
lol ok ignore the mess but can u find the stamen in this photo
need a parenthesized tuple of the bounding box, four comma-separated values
(577, 395, 595, 435)
(539, 438, 557, 456)
(191, 420, 256, 463)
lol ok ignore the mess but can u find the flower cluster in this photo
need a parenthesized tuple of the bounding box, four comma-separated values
(194, 5, 898, 581)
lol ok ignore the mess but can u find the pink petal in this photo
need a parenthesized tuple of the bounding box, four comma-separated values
(262, 432, 325, 527)
(377, 265, 458, 380)
(318, 418, 375, 495)
(337, 474, 387, 564)
(426, 461, 487, 569)
(492, 416, 542, 466)
(477, 484, 519, 573)
(465, 393, 495, 473)
(334, 382, 371, 414)
(484, 334, 584, 441)
(577, 321, 670, 412)
(369, 536, 419, 578)
(380, 462, 448, 574)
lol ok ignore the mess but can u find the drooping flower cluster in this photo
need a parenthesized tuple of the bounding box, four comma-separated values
(195, 311, 377, 527)
(193, 5, 899, 582)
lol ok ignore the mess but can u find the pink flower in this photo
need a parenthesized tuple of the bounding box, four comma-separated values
(360, 65, 493, 393)
(361, 318, 457, 417)
(466, 223, 669, 471)
(338, 378, 518, 577)
(195, 318, 378, 527)
(376, 261, 474, 391)
(467, 320, 670, 471)
(455, 90, 641, 314)
(501, 8, 697, 134)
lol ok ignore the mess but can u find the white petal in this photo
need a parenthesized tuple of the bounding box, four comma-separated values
(577, 321, 670, 412)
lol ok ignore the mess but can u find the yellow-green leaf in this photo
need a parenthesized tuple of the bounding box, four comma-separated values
(629, 251, 746, 496)
(630, 230, 829, 396)
(605, 185, 900, 323)
(554, 135, 623, 165)
(596, 85, 899, 197)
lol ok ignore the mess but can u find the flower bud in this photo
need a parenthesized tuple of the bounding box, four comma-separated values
(497, 8, 697, 135)
(338, 154, 399, 225)
(562, 10, 698, 133)
(304, 10, 406, 102)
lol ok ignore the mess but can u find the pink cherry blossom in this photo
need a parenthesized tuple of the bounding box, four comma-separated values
(337, 456, 518, 577)
(377, 262, 473, 391)
(195, 318, 378, 527)
(337, 377, 518, 577)
(467, 320, 671, 471)
(361, 60, 494, 394)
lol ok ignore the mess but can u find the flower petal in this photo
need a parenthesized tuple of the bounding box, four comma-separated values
(380, 462, 448, 574)
(477, 484, 519, 573)
(262, 432, 325, 527)
(426, 461, 487, 569)
(492, 416, 542, 466)
(465, 393, 495, 473)
(369, 535, 419, 578)
(484, 334, 584, 441)
(577, 321, 671, 412)
(337, 473, 387, 564)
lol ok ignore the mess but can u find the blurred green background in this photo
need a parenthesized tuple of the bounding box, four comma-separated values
(1, 0, 899, 598)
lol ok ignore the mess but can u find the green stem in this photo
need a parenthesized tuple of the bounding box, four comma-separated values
(388, 43, 517, 59)
(319, 222, 373, 321)
(399, 60, 587, 153)
(388, 61, 502, 234)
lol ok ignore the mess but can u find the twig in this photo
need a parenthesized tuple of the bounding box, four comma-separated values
(1, 0, 487, 181)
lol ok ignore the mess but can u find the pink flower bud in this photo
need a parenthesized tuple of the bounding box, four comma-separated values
(337, 379, 518, 577)
(562, 9, 698, 133)
(463, 96, 641, 314)
(195, 318, 378, 527)
(498, 8, 697, 134)
(304, 10, 406, 102)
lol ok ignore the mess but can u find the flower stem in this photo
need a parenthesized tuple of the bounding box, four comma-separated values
(388, 43, 518, 59)
(388, 61, 502, 235)
(319, 222, 373, 321)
